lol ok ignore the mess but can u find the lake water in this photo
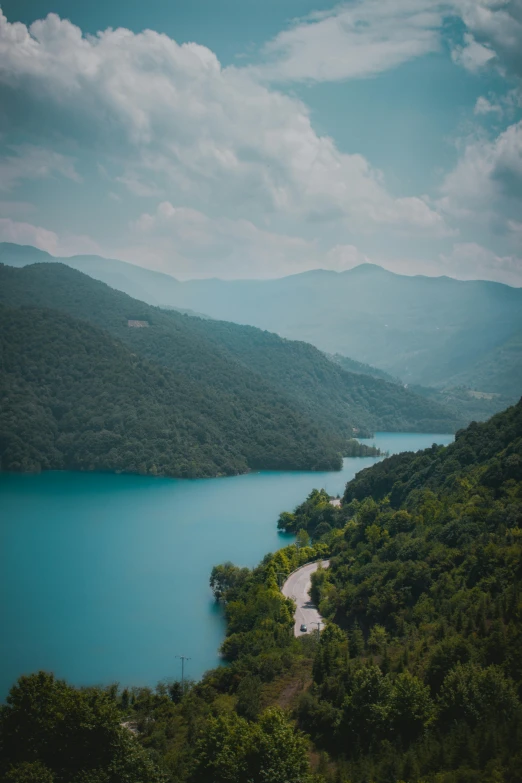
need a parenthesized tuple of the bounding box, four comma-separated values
(0, 432, 453, 698)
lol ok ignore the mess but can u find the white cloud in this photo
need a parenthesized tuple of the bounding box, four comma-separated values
(0, 217, 101, 256)
(438, 120, 522, 232)
(0, 10, 448, 237)
(454, 0, 522, 77)
(0, 145, 80, 191)
(451, 31, 495, 71)
(474, 95, 503, 115)
(440, 241, 522, 284)
(250, 0, 447, 83)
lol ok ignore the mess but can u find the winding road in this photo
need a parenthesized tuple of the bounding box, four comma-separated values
(282, 560, 329, 637)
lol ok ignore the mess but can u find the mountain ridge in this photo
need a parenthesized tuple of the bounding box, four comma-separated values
(2, 242, 520, 402)
(0, 262, 461, 441)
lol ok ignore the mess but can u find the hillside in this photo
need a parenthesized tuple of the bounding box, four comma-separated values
(0, 304, 343, 475)
(445, 328, 522, 398)
(328, 353, 399, 383)
(3, 244, 521, 401)
(173, 316, 461, 436)
(0, 263, 462, 439)
(277, 400, 522, 780)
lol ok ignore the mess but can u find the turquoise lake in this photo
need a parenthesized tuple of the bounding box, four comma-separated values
(0, 432, 453, 698)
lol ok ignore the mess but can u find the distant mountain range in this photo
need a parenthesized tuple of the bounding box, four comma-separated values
(0, 262, 464, 477)
(2, 243, 520, 402)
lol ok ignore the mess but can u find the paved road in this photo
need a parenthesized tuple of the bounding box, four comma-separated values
(282, 560, 329, 637)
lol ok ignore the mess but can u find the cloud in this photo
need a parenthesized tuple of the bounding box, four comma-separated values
(474, 95, 503, 115)
(0, 217, 101, 256)
(0, 10, 447, 237)
(438, 120, 522, 234)
(128, 201, 325, 278)
(451, 31, 496, 71)
(454, 0, 522, 77)
(440, 241, 522, 284)
(0, 145, 80, 191)
(249, 0, 447, 83)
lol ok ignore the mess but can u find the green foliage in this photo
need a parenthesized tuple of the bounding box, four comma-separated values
(296, 399, 522, 780)
(192, 707, 310, 783)
(0, 672, 165, 783)
(209, 562, 249, 601)
(5, 762, 55, 783)
(0, 303, 342, 476)
(0, 263, 466, 483)
(215, 541, 327, 672)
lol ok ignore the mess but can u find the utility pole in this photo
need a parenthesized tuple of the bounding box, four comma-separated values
(176, 655, 191, 691)
(312, 621, 322, 638)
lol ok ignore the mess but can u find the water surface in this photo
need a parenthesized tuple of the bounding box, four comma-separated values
(0, 432, 453, 697)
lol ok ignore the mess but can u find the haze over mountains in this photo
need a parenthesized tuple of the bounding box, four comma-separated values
(0, 261, 464, 477)
(2, 243, 521, 404)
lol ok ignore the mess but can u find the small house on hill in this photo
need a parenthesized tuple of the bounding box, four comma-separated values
(127, 320, 149, 328)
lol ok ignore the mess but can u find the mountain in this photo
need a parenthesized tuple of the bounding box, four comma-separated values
(0, 303, 345, 475)
(0, 242, 185, 309)
(2, 243, 520, 398)
(444, 328, 522, 398)
(0, 262, 463, 443)
(162, 264, 522, 394)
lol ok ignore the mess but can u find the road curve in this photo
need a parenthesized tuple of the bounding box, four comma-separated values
(282, 560, 329, 637)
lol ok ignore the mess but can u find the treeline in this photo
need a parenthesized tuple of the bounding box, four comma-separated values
(0, 305, 342, 476)
(295, 400, 522, 780)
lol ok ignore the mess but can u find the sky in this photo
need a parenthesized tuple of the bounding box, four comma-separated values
(0, 0, 521, 283)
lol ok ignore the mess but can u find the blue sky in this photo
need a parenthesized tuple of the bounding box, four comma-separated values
(0, 0, 521, 282)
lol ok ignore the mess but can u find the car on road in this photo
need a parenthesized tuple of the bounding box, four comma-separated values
(300, 623, 308, 632)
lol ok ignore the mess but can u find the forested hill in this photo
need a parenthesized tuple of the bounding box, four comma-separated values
(275, 399, 522, 780)
(342, 397, 522, 505)
(0, 304, 341, 475)
(173, 314, 461, 436)
(3, 243, 521, 401)
(0, 263, 462, 441)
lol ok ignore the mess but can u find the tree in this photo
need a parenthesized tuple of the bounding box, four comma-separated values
(209, 562, 249, 601)
(348, 621, 365, 658)
(4, 762, 54, 783)
(255, 708, 310, 783)
(437, 663, 519, 728)
(368, 625, 387, 655)
(313, 623, 348, 684)
(296, 529, 310, 549)
(193, 708, 310, 783)
(389, 672, 433, 745)
(339, 665, 392, 750)
(193, 712, 255, 783)
(0, 672, 164, 783)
